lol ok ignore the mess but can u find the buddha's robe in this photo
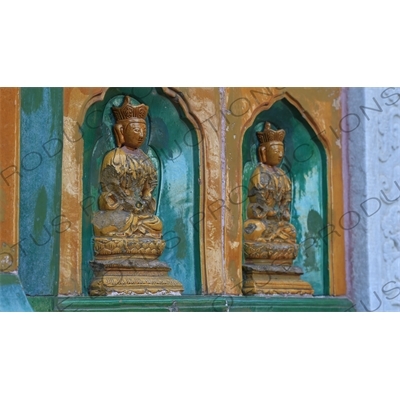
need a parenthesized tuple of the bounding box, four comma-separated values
(92, 147, 162, 238)
(244, 163, 296, 244)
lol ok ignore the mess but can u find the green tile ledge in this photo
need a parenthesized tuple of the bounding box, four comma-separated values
(25, 294, 354, 312)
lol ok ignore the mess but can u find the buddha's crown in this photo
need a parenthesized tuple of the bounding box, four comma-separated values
(112, 96, 149, 122)
(257, 122, 285, 144)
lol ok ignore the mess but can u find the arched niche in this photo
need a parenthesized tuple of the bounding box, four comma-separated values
(242, 98, 328, 295)
(81, 88, 202, 295)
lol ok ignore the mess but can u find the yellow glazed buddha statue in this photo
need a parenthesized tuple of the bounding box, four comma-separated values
(92, 97, 162, 239)
(242, 122, 313, 295)
(244, 122, 297, 249)
(89, 96, 184, 296)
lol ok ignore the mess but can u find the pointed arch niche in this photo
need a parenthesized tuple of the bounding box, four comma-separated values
(59, 88, 206, 295)
(242, 99, 328, 294)
(223, 88, 346, 296)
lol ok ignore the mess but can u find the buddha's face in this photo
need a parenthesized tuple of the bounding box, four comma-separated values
(123, 121, 147, 149)
(265, 141, 284, 166)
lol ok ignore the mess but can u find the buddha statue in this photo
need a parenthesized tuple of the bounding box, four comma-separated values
(92, 96, 162, 239)
(242, 122, 313, 295)
(89, 96, 184, 296)
(244, 122, 297, 252)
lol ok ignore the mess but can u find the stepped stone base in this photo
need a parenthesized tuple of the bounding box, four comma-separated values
(89, 258, 184, 296)
(242, 262, 314, 296)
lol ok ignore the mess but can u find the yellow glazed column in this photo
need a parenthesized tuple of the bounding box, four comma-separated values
(175, 88, 225, 293)
(0, 88, 20, 273)
(59, 88, 106, 295)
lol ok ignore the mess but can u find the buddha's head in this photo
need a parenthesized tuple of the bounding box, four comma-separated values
(114, 120, 147, 149)
(257, 122, 285, 166)
(260, 141, 284, 166)
(112, 96, 149, 149)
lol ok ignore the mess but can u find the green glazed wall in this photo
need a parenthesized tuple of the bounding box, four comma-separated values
(18, 88, 63, 296)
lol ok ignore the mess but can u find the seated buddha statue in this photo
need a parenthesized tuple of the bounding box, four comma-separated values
(89, 96, 184, 296)
(92, 96, 162, 241)
(243, 122, 298, 263)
